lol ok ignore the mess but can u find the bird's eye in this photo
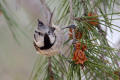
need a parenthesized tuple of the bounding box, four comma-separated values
(50, 27, 55, 32)
(35, 30, 43, 36)
(38, 32, 41, 35)
(51, 27, 55, 32)
(48, 31, 50, 34)
(37, 19, 44, 26)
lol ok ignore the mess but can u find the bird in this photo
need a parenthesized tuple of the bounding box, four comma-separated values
(33, 19, 76, 56)
(26, 0, 76, 56)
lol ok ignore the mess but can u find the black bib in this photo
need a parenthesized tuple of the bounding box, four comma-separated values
(40, 33, 56, 50)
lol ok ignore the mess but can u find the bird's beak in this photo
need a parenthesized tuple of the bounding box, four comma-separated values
(62, 24, 76, 30)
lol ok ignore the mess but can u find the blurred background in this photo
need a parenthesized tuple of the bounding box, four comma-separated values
(0, 0, 38, 80)
(0, 0, 120, 80)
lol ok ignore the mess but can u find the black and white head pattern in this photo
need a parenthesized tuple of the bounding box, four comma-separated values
(34, 19, 56, 50)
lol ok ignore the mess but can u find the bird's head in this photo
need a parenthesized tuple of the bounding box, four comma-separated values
(34, 19, 56, 49)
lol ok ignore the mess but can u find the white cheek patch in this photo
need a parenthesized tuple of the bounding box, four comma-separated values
(34, 35, 44, 47)
(49, 35, 55, 44)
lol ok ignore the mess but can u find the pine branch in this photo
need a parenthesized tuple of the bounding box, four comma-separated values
(91, 0, 106, 63)
(31, 0, 120, 79)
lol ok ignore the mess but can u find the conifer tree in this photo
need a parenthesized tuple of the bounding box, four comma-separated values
(1, 0, 120, 80)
